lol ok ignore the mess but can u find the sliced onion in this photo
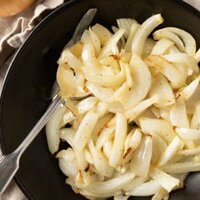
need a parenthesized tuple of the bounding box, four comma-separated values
(151, 38, 174, 55)
(170, 100, 189, 128)
(158, 136, 184, 166)
(153, 30, 185, 52)
(46, 105, 66, 154)
(163, 27, 196, 55)
(132, 14, 164, 56)
(89, 28, 101, 56)
(127, 180, 162, 196)
(149, 167, 180, 192)
(191, 102, 200, 129)
(56, 149, 78, 177)
(73, 109, 99, 151)
(131, 136, 152, 178)
(109, 113, 127, 167)
(145, 55, 185, 89)
(149, 74, 175, 108)
(126, 55, 152, 108)
(162, 162, 200, 173)
(175, 127, 200, 141)
(59, 128, 75, 147)
(140, 118, 176, 143)
(126, 95, 158, 122)
(77, 97, 98, 114)
(194, 48, 200, 63)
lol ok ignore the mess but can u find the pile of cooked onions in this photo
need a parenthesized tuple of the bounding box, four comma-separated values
(46, 14, 200, 200)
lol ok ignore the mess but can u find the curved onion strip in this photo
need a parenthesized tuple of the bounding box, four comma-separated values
(179, 147, 200, 156)
(153, 30, 185, 52)
(158, 136, 184, 166)
(162, 162, 200, 173)
(125, 23, 140, 52)
(122, 129, 142, 165)
(132, 14, 164, 55)
(177, 75, 200, 101)
(77, 97, 98, 114)
(175, 127, 200, 141)
(149, 74, 175, 108)
(109, 113, 127, 167)
(73, 109, 99, 151)
(151, 38, 174, 55)
(170, 101, 189, 128)
(56, 149, 78, 177)
(82, 44, 126, 87)
(140, 118, 176, 144)
(145, 55, 185, 89)
(127, 180, 162, 196)
(149, 168, 180, 192)
(194, 48, 200, 63)
(164, 27, 196, 55)
(126, 95, 158, 122)
(163, 53, 199, 74)
(103, 140, 113, 159)
(91, 23, 113, 46)
(126, 55, 152, 108)
(152, 188, 169, 200)
(131, 136, 152, 178)
(46, 105, 66, 154)
(99, 29, 125, 59)
(89, 28, 101, 56)
(86, 82, 114, 103)
(59, 128, 75, 147)
(84, 172, 135, 194)
(96, 127, 115, 149)
(117, 18, 138, 38)
(88, 140, 113, 177)
(191, 103, 200, 129)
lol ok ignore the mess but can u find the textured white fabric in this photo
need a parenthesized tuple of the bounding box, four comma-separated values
(0, 0, 199, 199)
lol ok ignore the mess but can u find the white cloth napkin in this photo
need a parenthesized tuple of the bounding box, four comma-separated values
(0, 0, 64, 66)
(0, 0, 200, 199)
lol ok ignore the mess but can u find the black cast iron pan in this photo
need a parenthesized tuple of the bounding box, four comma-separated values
(0, 0, 200, 199)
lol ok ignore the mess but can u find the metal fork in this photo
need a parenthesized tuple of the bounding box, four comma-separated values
(0, 8, 97, 194)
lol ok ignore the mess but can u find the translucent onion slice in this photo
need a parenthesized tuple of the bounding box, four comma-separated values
(140, 118, 176, 143)
(46, 105, 66, 154)
(149, 74, 175, 108)
(91, 23, 113, 47)
(89, 28, 101, 56)
(73, 109, 99, 151)
(163, 27, 196, 55)
(151, 38, 174, 55)
(96, 127, 115, 149)
(177, 75, 200, 101)
(59, 128, 75, 147)
(77, 97, 98, 114)
(125, 23, 140, 52)
(158, 136, 184, 166)
(56, 148, 78, 177)
(82, 44, 126, 87)
(127, 180, 162, 196)
(122, 129, 142, 165)
(88, 140, 113, 177)
(194, 48, 200, 63)
(85, 172, 135, 194)
(117, 18, 138, 38)
(170, 100, 189, 128)
(103, 140, 113, 159)
(179, 147, 200, 156)
(126, 95, 158, 122)
(126, 55, 152, 108)
(131, 136, 152, 178)
(163, 53, 199, 74)
(153, 30, 185, 52)
(58, 49, 82, 69)
(99, 29, 125, 59)
(152, 188, 169, 200)
(86, 82, 114, 103)
(162, 162, 200, 173)
(149, 168, 180, 192)
(175, 127, 200, 141)
(191, 102, 200, 129)
(109, 113, 127, 167)
(132, 14, 164, 56)
(141, 38, 155, 59)
(145, 55, 185, 89)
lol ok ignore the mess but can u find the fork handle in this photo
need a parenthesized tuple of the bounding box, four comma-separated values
(15, 95, 64, 156)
